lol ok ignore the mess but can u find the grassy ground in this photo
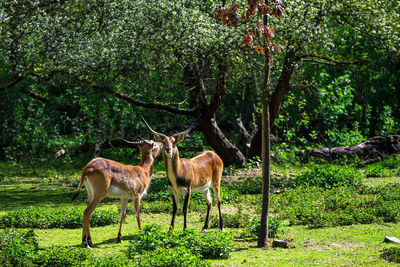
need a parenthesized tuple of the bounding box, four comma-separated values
(1, 160, 400, 266)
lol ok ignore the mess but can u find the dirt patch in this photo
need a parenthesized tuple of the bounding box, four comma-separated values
(223, 168, 294, 183)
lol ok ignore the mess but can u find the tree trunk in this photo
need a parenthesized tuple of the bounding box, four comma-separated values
(185, 62, 247, 167)
(258, 14, 272, 248)
(198, 115, 246, 167)
(248, 50, 297, 158)
(296, 135, 400, 161)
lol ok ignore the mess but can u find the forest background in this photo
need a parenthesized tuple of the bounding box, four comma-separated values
(0, 0, 399, 166)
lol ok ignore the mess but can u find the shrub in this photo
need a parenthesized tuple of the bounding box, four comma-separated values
(295, 165, 362, 188)
(0, 207, 119, 229)
(88, 255, 131, 267)
(207, 206, 250, 229)
(380, 155, 400, 169)
(381, 247, 400, 263)
(145, 178, 171, 202)
(0, 229, 38, 266)
(126, 224, 234, 260)
(273, 185, 400, 228)
(131, 247, 208, 267)
(33, 246, 90, 267)
(239, 216, 284, 238)
(127, 225, 169, 253)
(140, 200, 171, 214)
(226, 177, 262, 194)
(219, 186, 241, 204)
(364, 164, 389, 177)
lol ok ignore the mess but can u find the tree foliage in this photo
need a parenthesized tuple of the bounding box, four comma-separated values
(0, 0, 399, 162)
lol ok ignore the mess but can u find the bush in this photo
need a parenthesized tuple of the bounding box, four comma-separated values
(126, 224, 234, 260)
(226, 177, 262, 194)
(131, 247, 208, 267)
(0, 229, 38, 266)
(0, 207, 119, 229)
(239, 216, 284, 239)
(0, 229, 128, 267)
(33, 246, 90, 267)
(381, 247, 400, 263)
(88, 255, 131, 267)
(207, 206, 250, 229)
(273, 185, 400, 228)
(364, 164, 389, 177)
(380, 155, 400, 169)
(140, 200, 171, 214)
(295, 165, 362, 188)
(145, 178, 171, 202)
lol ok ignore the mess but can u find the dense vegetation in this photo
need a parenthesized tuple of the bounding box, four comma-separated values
(1, 0, 400, 265)
(1, 155, 400, 265)
(0, 0, 399, 165)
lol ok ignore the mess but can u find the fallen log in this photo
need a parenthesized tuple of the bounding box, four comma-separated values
(296, 135, 400, 161)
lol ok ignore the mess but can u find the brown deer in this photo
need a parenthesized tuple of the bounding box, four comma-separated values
(71, 138, 162, 248)
(141, 116, 224, 232)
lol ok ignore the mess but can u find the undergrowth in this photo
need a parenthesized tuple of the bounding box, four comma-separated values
(0, 207, 119, 229)
(126, 224, 234, 262)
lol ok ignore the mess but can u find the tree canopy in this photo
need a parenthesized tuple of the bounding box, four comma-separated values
(0, 0, 399, 164)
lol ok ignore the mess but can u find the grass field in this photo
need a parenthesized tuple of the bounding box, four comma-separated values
(1, 159, 400, 266)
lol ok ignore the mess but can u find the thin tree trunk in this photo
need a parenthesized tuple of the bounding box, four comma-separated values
(258, 15, 272, 248)
(248, 50, 296, 158)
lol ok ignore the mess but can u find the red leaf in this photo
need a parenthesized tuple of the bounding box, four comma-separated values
(258, 3, 270, 15)
(244, 30, 255, 47)
(272, 5, 284, 18)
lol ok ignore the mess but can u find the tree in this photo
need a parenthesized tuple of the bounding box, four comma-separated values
(0, 0, 399, 163)
(215, 0, 284, 247)
(0, 0, 249, 165)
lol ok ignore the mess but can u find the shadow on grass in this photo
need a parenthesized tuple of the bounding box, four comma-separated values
(0, 188, 76, 211)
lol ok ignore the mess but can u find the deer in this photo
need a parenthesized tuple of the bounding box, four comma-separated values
(141, 116, 224, 232)
(71, 138, 162, 248)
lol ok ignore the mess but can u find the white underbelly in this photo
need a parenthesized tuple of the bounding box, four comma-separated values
(106, 185, 131, 199)
(192, 182, 212, 193)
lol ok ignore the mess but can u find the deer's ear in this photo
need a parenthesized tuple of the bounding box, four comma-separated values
(173, 133, 185, 143)
(172, 122, 196, 143)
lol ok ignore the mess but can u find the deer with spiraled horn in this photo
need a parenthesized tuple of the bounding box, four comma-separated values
(71, 138, 162, 248)
(141, 116, 224, 232)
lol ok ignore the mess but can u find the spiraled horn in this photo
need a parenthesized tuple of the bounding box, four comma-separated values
(121, 138, 144, 145)
(138, 136, 152, 145)
(174, 122, 196, 136)
(141, 116, 167, 139)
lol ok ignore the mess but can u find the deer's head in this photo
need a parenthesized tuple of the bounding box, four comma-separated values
(141, 116, 195, 159)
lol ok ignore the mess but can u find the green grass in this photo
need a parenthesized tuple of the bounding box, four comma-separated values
(1, 160, 400, 266)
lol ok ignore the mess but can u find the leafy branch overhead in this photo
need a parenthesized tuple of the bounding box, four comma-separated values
(215, 0, 284, 57)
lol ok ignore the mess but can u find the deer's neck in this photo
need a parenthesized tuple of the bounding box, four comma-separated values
(163, 150, 180, 188)
(140, 154, 154, 181)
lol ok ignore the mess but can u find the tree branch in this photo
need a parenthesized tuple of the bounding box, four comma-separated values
(0, 76, 23, 91)
(47, 70, 197, 117)
(21, 88, 49, 103)
(101, 85, 197, 117)
(299, 54, 360, 66)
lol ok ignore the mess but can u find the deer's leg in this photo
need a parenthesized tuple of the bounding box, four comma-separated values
(82, 195, 103, 248)
(133, 194, 141, 230)
(201, 189, 212, 233)
(170, 191, 179, 230)
(117, 198, 128, 243)
(82, 173, 109, 248)
(182, 187, 192, 231)
(212, 185, 224, 232)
